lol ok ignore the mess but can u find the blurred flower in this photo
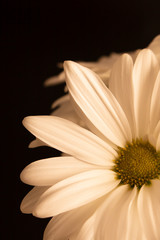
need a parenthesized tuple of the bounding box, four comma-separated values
(21, 48, 160, 239)
(45, 35, 160, 87)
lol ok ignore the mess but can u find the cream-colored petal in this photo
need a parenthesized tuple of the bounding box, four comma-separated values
(148, 120, 160, 149)
(150, 71, 160, 132)
(64, 61, 132, 147)
(29, 138, 47, 148)
(73, 214, 95, 240)
(156, 126, 160, 151)
(148, 35, 160, 64)
(20, 186, 49, 214)
(109, 54, 136, 138)
(23, 116, 116, 167)
(95, 185, 141, 240)
(43, 197, 103, 240)
(137, 179, 160, 240)
(33, 169, 120, 217)
(20, 156, 100, 186)
(133, 49, 159, 139)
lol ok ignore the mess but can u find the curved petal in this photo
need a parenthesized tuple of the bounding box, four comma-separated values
(148, 121, 160, 149)
(133, 49, 159, 139)
(148, 35, 160, 64)
(149, 71, 160, 132)
(73, 214, 95, 240)
(20, 156, 100, 186)
(64, 61, 132, 147)
(137, 179, 160, 240)
(29, 138, 47, 148)
(43, 197, 103, 240)
(20, 186, 49, 214)
(95, 185, 141, 240)
(109, 54, 136, 138)
(23, 116, 117, 167)
(33, 169, 120, 217)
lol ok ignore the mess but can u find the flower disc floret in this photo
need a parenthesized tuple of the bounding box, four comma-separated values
(113, 140, 160, 189)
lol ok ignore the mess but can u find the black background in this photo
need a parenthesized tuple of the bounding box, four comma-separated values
(2, 0, 160, 239)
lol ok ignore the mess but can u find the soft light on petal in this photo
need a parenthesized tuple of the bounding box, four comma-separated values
(33, 169, 120, 217)
(133, 49, 159, 139)
(137, 179, 160, 240)
(43, 198, 103, 240)
(64, 61, 132, 147)
(109, 54, 136, 138)
(95, 185, 142, 240)
(20, 156, 100, 186)
(23, 116, 117, 167)
(20, 186, 49, 214)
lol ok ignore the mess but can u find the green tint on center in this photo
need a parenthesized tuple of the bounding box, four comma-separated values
(113, 140, 160, 189)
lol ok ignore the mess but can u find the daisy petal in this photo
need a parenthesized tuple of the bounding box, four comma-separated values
(23, 116, 116, 167)
(44, 198, 102, 240)
(150, 71, 160, 132)
(20, 156, 99, 186)
(95, 185, 144, 240)
(148, 35, 160, 63)
(33, 169, 120, 217)
(20, 186, 49, 214)
(74, 214, 95, 240)
(133, 49, 159, 138)
(109, 54, 135, 138)
(138, 180, 160, 240)
(29, 138, 46, 148)
(64, 61, 132, 147)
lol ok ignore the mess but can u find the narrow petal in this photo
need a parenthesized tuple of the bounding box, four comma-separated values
(23, 116, 117, 167)
(43, 198, 103, 240)
(95, 185, 141, 240)
(20, 186, 49, 214)
(33, 169, 120, 217)
(148, 35, 160, 63)
(20, 156, 100, 186)
(150, 71, 160, 132)
(137, 179, 160, 240)
(64, 61, 132, 147)
(109, 54, 136, 138)
(133, 49, 159, 138)
(29, 138, 46, 148)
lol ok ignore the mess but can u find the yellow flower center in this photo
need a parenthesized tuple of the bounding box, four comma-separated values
(113, 140, 160, 189)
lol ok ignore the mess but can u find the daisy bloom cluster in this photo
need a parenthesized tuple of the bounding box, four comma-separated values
(21, 35, 160, 240)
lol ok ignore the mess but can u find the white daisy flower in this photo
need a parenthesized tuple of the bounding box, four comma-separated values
(21, 48, 160, 240)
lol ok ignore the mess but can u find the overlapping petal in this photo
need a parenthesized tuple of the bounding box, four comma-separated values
(20, 156, 99, 186)
(23, 116, 117, 167)
(43, 198, 103, 240)
(133, 49, 159, 138)
(20, 186, 49, 214)
(64, 61, 132, 147)
(149, 71, 160, 132)
(137, 179, 160, 240)
(33, 169, 120, 217)
(109, 54, 136, 138)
